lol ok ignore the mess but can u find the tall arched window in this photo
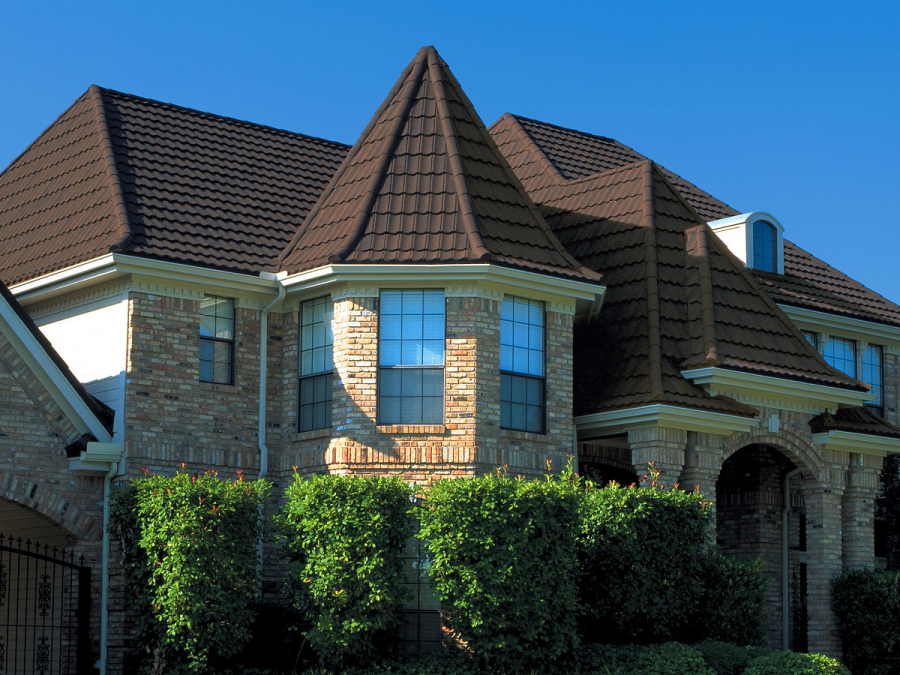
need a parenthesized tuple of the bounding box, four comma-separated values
(753, 220, 777, 272)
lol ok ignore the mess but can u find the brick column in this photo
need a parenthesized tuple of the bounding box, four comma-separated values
(804, 481, 845, 659)
(681, 433, 725, 531)
(843, 453, 881, 571)
(628, 426, 687, 488)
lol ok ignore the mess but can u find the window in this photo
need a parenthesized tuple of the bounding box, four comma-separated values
(200, 295, 234, 384)
(802, 331, 818, 349)
(500, 296, 545, 433)
(862, 344, 883, 416)
(822, 336, 856, 377)
(379, 290, 445, 425)
(753, 220, 777, 272)
(299, 296, 334, 431)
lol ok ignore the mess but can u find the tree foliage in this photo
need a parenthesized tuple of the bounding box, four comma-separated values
(109, 468, 270, 674)
(276, 472, 415, 668)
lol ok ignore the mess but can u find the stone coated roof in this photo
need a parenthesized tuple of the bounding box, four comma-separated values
(279, 47, 599, 284)
(0, 86, 348, 284)
(809, 407, 900, 440)
(491, 113, 900, 329)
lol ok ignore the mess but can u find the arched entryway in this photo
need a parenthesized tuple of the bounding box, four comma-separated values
(717, 444, 809, 651)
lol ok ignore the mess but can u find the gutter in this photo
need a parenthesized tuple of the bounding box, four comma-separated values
(782, 468, 801, 651)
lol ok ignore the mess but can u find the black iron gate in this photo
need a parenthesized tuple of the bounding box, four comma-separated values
(0, 535, 91, 675)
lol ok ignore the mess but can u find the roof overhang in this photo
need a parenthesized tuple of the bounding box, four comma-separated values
(681, 367, 870, 411)
(811, 430, 900, 457)
(68, 441, 123, 476)
(0, 293, 113, 443)
(281, 263, 605, 315)
(10, 255, 605, 316)
(575, 404, 758, 439)
(778, 304, 900, 351)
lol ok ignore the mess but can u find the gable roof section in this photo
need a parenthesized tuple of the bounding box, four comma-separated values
(278, 47, 599, 285)
(0, 86, 349, 285)
(491, 113, 900, 329)
(536, 160, 865, 417)
(0, 279, 113, 438)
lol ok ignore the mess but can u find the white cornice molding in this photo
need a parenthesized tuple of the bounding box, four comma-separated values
(778, 304, 900, 350)
(11, 256, 605, 316)
(681, 367, 870, 411)
(575, 404, 758, 438)
(0, 298, 112, 443)
(811, 430, 900, 457)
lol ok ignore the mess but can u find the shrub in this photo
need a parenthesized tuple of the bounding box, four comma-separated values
(694, 640, 760, 675)
(832, 568, 900, 674)
(419, 466, 581, 672)
(277, 473, 415, 668)
(698, 554, 768, 645)
(576, 642, 714, 674)
(109, 468, 270, 674)
(744, 650, 850, 674)
(578, 464, 713, 644)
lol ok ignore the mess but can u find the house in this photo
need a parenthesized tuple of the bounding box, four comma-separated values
(0, 45, 898, 671)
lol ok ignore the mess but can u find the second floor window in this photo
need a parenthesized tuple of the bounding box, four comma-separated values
(753, 221, 777, 273)
(299, 296, 334, 431)
(500, 296, 545, 433)
(862, 344, 883, 416)
(822, 336, 856, 378)
(200, 295, 234, 385)
(379, 289, 445, 425)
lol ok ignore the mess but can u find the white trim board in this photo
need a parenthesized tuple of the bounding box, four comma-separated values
(575, 404, 758, 438)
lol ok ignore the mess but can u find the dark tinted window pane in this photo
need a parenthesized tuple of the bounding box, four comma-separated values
(501, 373, 544, 433)
(200, 295, 235, 384)
(863, 345, 883, 407)
(300, 296, 334, 376)
(753, 221, 777, 272)
(299, 373, 333, 431)
(823, 337, 856, 377)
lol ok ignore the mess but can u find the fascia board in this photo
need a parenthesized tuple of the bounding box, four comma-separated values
(282, 263, 605, 307)
(11, 254, 120, 303)
(778, 304, 900, 350)
(681, 367, 870, 409)
(811, 430, 900, 457)
(0, 300, 112, 442)
(574, 404, 758, 438)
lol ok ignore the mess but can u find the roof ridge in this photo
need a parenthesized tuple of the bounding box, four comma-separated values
(640, 160, 666, 401)
(88, 86, 134, 252)
(95, 86, 351, 150)
(277, 51, 424, 266)
(493, 113, 567, 182)
(428, 50, 491, 261)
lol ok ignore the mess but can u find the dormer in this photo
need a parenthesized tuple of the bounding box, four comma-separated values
(708, 212, 785, 274)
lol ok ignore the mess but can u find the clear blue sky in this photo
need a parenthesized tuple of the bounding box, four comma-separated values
(2, 1, 898, 303)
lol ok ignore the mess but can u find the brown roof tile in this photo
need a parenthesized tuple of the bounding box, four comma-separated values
(278, 47, 600, 285)
(492, 113, 900, 329)
(809, 406, 900, 440)
(535, 159, 865, 417)
(0, 86, 349, 284)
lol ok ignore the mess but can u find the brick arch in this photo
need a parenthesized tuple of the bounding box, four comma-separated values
(723, 427, 822, 482)
(0, 470, 99, 541)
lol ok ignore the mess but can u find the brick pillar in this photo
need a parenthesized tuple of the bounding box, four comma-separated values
(681, 433, 725, 532)
(628, 427, 687, 489)
(804, 481, 845, 659)
(842, 453, 881, 571)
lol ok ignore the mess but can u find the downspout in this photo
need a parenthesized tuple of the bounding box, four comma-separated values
(782, 468, 801, 651)
(100, 460, 119, 675)
(256, 277, 285, 579)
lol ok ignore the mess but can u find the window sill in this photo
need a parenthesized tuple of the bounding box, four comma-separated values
(200, 381, 234, 392)
(292, 428, 333, 442)
(500, 428, 547, 442)
(377, 425, 446, 435)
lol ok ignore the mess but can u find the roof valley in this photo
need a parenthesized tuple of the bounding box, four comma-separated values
(640, 161, 666, 401)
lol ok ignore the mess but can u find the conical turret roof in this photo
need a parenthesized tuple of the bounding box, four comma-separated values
(278, 47, 600, 284)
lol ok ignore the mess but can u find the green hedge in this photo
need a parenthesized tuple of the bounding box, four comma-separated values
(578, 465, 713, 644)
(699, 554, 768, 645)
(109, 469, 270, 674)
(419, 468, 581, 672)
(832, 568, 900, 674)
(277, 473, 415, 668)
(744, 651, 850, 675)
